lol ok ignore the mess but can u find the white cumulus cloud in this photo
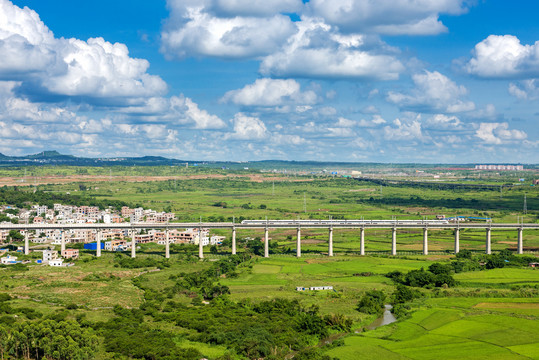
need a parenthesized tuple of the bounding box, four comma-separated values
(425, 114, 462, 129)
(509, 79, 539, 100)
(306, 0, 468, 35)
(465, 35, 539, 79)
(168, 95, 226, 129)
(387, 70, 475, 113)
(221, 78, 317, 106)
(383, 117, 423, 141)
(161, 4, 295, 59)
(226, 113, 268, 140)
(475, 122, 527, 144)
(0, 0, 167, 102)
(260, 18, 404, 80)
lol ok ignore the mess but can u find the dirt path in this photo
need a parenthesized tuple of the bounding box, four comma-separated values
(0, 174, 317, 187)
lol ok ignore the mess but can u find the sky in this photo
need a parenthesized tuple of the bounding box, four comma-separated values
(1, 0, 538, 163)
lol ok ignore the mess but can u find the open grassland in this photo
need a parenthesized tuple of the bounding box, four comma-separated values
(19, 171, 537, 254)
(1, 254, 144, 308)
(2, 247, 538, 359)
(1, 167, 538, 359)
(325, 296, 539, 360)
(30, 173, 538, 223)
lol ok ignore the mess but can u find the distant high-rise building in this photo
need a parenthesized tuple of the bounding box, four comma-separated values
(475, 165, 524, 171)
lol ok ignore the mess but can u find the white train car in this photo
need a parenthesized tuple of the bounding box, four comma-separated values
(241, 219, 449, 225)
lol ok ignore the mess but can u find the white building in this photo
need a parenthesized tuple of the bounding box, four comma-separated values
(210, 236, 226, 245)
(35, 205, 48, 216)
(43, 250, 58, 262)
(49, 259, 64, 267)
(1, 255, 17, 265)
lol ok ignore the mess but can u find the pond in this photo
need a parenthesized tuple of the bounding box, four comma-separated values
(366, 304, 397, 330)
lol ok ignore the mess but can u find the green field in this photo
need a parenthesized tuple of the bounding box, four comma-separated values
(9, 171, 539, 256)
(0, 166, 538, 359)
(326, 297, 539, 360)
(3, 252, 537, 359)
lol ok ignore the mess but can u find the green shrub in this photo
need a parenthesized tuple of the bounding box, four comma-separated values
(356, 290, 386, 315)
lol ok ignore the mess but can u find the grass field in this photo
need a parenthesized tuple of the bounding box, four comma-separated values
(19, 171, 537, 255)
(2, 247, 538, 359)
(326, 296, 539, 360)
(0, 167, 538, 359)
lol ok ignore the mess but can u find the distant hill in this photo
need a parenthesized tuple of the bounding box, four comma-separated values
(0, 151, 186, 167)
(0, 151, 535, 169)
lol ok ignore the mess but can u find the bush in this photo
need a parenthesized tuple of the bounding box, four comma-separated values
(356, 290, 386, 315)
(428, 263, 452, 275)
(456, 249, 473, 259)
(392, 284, 422, 304)
(486, 257, 505, 269)
(404, 269, 436, 287)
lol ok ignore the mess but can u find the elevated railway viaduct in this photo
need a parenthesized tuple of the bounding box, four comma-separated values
(2, 220, 537, 259)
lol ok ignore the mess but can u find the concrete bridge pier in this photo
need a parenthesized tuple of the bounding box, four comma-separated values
(517, 228, 523, 254)
(328, 227, 333, 257)
(454, 228, 460, 254)
(391, 228, 397, 256)
(485, 228, 491, 255)
(296, 227, 301, 258)
(165, 230, 170, 259)
(232, 227, 236, 255)
(360, 227, 365, 256)
(61, 231, 66, 252)
(131, 229, 136, 258)
(24, 231, 29, 255)
(96, 230, 101, 257)
(198, 228, 204, 259)
(423, 227, 428, 255)
(264, 227, 269, 258)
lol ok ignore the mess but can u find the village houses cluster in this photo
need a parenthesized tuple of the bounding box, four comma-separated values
(0, 204, 225, 267)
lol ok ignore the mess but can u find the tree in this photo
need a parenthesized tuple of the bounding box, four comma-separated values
(404, 269, 436, 287)
(356, 290, 386, 315)
(393, 284, 421, 304)
(456, 249, 473, 259)
(486, 257, 505, 269)
(428, 263, 452, 276)
(8, 230, 24, 241)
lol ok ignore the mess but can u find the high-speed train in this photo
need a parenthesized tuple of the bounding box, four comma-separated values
(241, 219, 450, 225)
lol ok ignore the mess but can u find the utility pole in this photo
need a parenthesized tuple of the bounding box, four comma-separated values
(523, 194, 527, 215)
(272, 181, 275, 196)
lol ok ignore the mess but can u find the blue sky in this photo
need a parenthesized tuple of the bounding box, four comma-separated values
(1, 0, 538, 163)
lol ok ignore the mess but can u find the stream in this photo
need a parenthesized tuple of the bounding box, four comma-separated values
(366, 304, 398, 330)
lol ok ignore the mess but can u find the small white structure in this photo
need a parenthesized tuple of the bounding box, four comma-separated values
(49, 259, 64, 267)
(310, 286, 333, 291)
(296, 286, 334, 291)
(210, 236, 226, 245)
(1, 255, 18, 265)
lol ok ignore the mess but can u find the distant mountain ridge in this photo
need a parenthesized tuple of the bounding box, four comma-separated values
(0, 151, 534, 169)
(0, 150, 185, 166)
